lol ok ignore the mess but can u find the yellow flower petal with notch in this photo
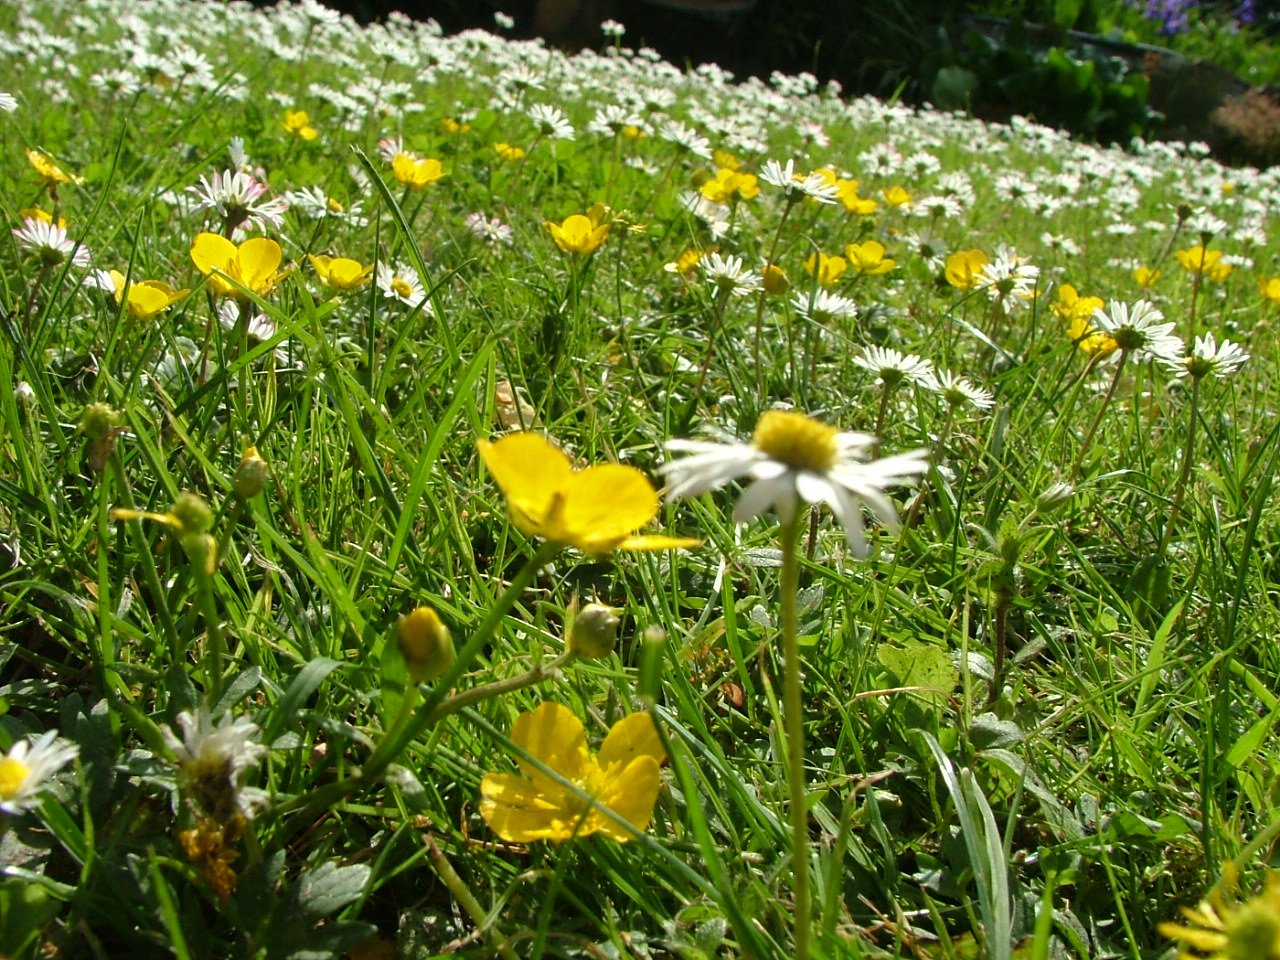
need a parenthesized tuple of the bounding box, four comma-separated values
(190, 233, 285, 301)
(479, 702, 664, 844)
(476, 433, 698, 554)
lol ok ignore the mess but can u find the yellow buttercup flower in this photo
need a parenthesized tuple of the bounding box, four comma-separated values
(882, 185, 912, 208)
(544, 213, 610, 256)
(1161, 867, 1280, 960)
(476, 432, 698, 554)
(1054, 284, 1116, 356)
(26, 149, 84, 187)
(835, 179, 878, 215)
(845, 240, 895, 276)
(391, 154, 446, 190)
(479, 702, 665, 843)
(1176, 245, 1232, 283)
(494, 142, 526, 162)
(1259, 276, 1280, 304)
(441, 116, 471, 134)
(804, 252, 848, 287)
(307, 254, 373, 292)
(762, 262, 790, 295)
(945, 249, 989, 290)
(712, 148, 741, 170)
(283, 109, 318, 141)
(1135, 266, 1162, 288)
(190, 233, 286, 301)
(699, 167, 759, 204)
(106, 270, 189, 320)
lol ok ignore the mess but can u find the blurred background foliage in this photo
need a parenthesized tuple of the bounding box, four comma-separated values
(272, 0, 1280, 157)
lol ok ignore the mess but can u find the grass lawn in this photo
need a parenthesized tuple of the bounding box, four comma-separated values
(1, 1, 1279, 957)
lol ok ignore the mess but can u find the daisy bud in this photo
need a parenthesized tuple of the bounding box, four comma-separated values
(14, 381, 35, 407)
(397, 607, 454, 683)
(233, 446, 269, 499)
(568, 603, 620, 660)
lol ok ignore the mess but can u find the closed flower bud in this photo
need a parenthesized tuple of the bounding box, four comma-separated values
(1034, 481, 1074, 514)
(397, 607, 454, 683)
(762, 263, 790, 296)
(233, 446, 269, 499)
(80, 402, 120, 441)
(171, 492, 213, 535)
(81, 402, 122, 472)
(568, 603, 620, 660)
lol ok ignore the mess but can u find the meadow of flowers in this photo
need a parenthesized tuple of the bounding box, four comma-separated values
(2, 0, 1280, 957)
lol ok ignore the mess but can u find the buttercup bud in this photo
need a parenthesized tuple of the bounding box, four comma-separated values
(233, 446, 269, 499)
(568, 603, 620, 660)
(397, 607, 454, 683)
(80, 402, 120, 441)
(1034, 481, 1074, 515)
(762, 263, 790, 296)
(81, 402, 122, 472)
(171, 492, 213, 536)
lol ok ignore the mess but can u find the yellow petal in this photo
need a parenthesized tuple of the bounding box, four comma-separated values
(555, 464, 658, 552)
(237, 237, 283, 292)
(597, 712, 664, 773)
(126, 283, 177, 319)
(590, 756, 662, 842)
(477, 434, 573, 535)
(190, 233, 237, 276)
(614, 534, 702, 552)
(511, 702, 591, 784)
(479, 772, 578, 843)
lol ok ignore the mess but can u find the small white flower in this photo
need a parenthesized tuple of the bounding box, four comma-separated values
(934, 369, 995, 410)
(12, 217, 90, 268)
(759, 158, 839, 204)
(188, 169, 287, 232)
(663, 409, 928, 557)
(528, 103, 575, 141)
(854, 346, 936, 391)
(163, 708, 268, 818)
(0, 91, 18, 112)
(0, 730, 78, 815)
(700, 253, 760, 297)
(1091, 300, 1184, 364)
(793, 290, 857, 322)
(600, 18, 626, 38)
(659, 119, 711, 159)
(377, 263, 429, 309)
(465, 211, 514, 245)
(493, 11, 515, 29)
(1167, 332, 1249, 380)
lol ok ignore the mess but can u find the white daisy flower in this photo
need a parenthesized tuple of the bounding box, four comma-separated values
(934, 370, 995, 410)
(528, 103, 575, 141)
(377, 263, 429, 309)
(0, 730, 78, 815)
(1091, 300, 1184, 365)
(854, 346, 936, 391)
(1165, 332, 1249, 380)
(701, 253, 761, 297)
(163, 708, 269, 819)
(662, 410, 928, 557)
(759, 158, 840, 204)
(0, 92, 18, 112)
(12, 217, 91, 268)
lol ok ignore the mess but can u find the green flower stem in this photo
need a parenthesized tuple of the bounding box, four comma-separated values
(190, 552, 227, 704)
(1158, 373, 1202, 559)
(780, 509, 812, 960)
(273, 540, 561, 825)
(108, 452, 182, 663)
(754, 198, 798, 393)
(426, 835, 522, 960)
(426, 650, 575, 724)
(1068, 349, 1130, 482)
(1187, 266, 1204, 341)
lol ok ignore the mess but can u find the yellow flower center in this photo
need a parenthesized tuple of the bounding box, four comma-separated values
(391, 277, 414, 299)
(1226, 895, 1280, 958)
(752, 411, 839, 473)
(0, 756, 31, 799)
